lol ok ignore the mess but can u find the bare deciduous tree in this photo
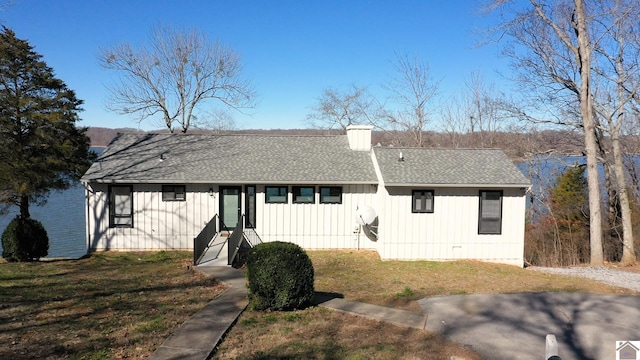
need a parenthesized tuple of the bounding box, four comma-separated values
(195, 108, 238, 134)
(98, 25, 255, 133)
(440, 93, 468, 148)
(590, 0, 640, 264)
(440, 72, 507, 148)
(306, 84, 382, 133)
(383, 53, 440, 147)
(489, 0, 604, 265)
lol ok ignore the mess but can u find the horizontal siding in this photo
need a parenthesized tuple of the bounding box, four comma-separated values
(376, 187, 525, 266)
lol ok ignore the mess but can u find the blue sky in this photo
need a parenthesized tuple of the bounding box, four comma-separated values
(3, 0, 510, 130)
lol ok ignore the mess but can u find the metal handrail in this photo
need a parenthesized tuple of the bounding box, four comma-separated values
(243, 217, 263, 247)
(227, 215, 245, 265)
(193, 214, 218, 265)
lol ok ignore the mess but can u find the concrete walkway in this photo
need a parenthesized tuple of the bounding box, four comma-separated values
(148, 266, 248, 360)
(311, 292, 427, 329)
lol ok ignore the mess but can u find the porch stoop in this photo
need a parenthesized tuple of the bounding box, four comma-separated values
(194, 214, 263, 267)
(197, 239, 229, 266)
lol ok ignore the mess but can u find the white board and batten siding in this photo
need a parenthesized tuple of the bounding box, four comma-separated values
(376, 187, 526, 266)
(85, 183, 218, 251)
(254, 184, 377, 250)
(85, 183, 379, 252)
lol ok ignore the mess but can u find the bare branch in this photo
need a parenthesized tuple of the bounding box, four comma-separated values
(98, 25, 255, 133)
(382, 53, 440, 147)
(306, 84, 384, 133)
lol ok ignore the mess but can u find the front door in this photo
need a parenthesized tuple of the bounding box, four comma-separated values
(220, 186, 241, 229)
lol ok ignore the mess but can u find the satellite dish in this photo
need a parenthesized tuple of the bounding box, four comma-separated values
(355, 205, 377, 226)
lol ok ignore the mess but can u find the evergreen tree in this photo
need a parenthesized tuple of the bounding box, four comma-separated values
(548, 164, 590, 264)
(0, 26, 92, 219)
(550, 165, 589, 223)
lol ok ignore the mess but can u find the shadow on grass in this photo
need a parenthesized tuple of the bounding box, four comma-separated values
(310, 291, 344, 305)
(0, 252, 225, 360)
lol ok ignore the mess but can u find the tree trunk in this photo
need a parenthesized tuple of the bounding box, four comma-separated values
(575, 0, 604, 265)
(594, 126, 617, 229)
(612, 126, 636, 264)
(614, 30, 636, 265)
(19, 194, 30, 218)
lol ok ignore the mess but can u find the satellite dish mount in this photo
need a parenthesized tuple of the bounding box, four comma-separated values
(355, 205, 378, 240)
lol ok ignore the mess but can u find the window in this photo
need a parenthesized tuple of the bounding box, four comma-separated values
(109, 185, 133, 228)
(265, 186, 288, 203)
(293, 186, 315, 204)
(412, 190, 434, 213)
(479, 190, 502, 234)
(245, 185, 256, 228)
(162, 185, 185, 201)
(320, 186, 342, 204)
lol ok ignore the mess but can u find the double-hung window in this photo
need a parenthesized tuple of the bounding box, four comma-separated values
(162, 185, 185, 201)
(109, 185, 133, 228)
(319, 186, 342, 204)
(293, 186, 315, 204)
(478, 190, 502, 234)
(265, 186, 288, 203)
(412, 190, 434, 213)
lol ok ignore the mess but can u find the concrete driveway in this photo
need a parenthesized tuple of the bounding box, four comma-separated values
(419, 292, 640, 360)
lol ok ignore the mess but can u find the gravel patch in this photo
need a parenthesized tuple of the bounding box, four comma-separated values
(529, 266, 640, 292)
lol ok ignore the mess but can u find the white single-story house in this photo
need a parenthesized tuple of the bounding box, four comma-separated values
(80, 125, 530, 266)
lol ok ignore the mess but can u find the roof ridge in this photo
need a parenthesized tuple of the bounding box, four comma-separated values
(375, 147, 503, 151)
(118, 132, 344, 138)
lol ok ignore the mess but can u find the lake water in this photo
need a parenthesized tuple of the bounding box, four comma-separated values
(0, 184, 87, 259)
(0, 148, 104, 259)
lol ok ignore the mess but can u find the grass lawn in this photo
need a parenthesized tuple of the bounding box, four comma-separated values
(213, 250, 638, 360)
(310, 250, 637, 310)
(0, 251, 225, 359)
(1, 250, 637, 359)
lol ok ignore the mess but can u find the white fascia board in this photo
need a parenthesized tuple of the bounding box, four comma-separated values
(85, 179, 379, 185)
(384, 183, 531, 188)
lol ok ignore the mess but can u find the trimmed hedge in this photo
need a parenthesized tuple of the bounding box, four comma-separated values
(2, 216, 49, 262)
(246, 241, 314, 311)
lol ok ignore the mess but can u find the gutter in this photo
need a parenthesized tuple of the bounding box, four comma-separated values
(80, 179, 379, 186)
(384, 183, 532, 189)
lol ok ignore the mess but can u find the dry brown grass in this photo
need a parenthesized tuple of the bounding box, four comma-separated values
(311, 250, 637, 311)
(0, 251, 225, 359)
(214, 307, 483, 360)
(214, 250, 636, 359)
(607, 261, 640, 273)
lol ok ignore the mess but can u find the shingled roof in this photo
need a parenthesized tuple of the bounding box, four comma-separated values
(81, 133, 378, 184)
(373, 147, 530, 187)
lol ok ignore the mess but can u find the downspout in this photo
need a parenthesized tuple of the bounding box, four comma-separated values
(370, 148, 385, 252)
(82, 181, 91, 255)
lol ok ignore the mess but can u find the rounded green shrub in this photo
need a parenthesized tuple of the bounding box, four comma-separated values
(246, 241, 314, 311)
(2, 216, 49, 262)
